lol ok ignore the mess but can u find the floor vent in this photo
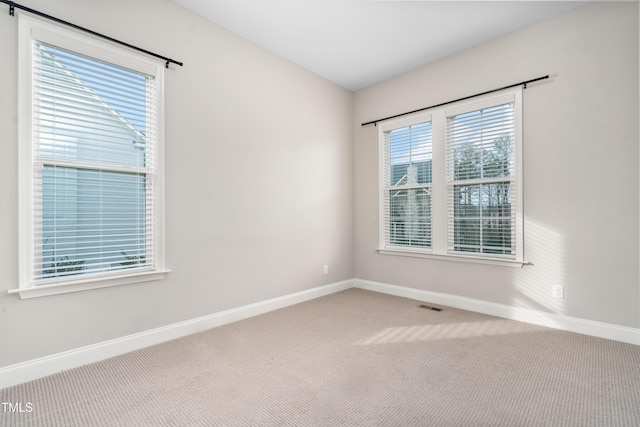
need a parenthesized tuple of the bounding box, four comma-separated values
(419, 304, 443, 312)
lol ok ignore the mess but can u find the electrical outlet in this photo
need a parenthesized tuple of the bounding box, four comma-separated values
(552, 284, 564, 299)
(323, 265, 329, 275)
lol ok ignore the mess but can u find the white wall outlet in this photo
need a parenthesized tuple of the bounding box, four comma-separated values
(323, 264, 329, 275)
(552, 284, 564, 299)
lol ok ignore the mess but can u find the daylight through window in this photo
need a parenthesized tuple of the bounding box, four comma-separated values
(35, 43, 154, 281)
(378, 89, 523, 265)
(16, 15, 167, 297)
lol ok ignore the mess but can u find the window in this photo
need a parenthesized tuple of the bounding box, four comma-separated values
(13, 15, 168, 298)
(382, 120, 433, 248)
(379, 89, 523, 266)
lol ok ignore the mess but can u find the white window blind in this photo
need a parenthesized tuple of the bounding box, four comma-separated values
(382, 119, 433, 249)
(32, 42, 157, 284)
(446, 102, 516, 257)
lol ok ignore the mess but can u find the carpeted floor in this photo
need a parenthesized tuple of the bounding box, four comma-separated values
(1, 288, 639, 426)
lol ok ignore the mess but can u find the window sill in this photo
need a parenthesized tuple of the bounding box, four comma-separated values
(377, 248, 528, 268)
(8, 269, 171, 299)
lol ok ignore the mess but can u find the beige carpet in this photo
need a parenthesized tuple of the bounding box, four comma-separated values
(1, 288, 639, 426)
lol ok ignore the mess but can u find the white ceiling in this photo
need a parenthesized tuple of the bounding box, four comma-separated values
(173, 0, 587, 91)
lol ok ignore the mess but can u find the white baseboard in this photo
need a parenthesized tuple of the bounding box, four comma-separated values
(2, 277, 637, 389)
(0, 279, 353, 389)
(354, 278, 640, 346)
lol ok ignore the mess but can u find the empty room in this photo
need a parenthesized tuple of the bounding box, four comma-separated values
(0, 0, 639, 425)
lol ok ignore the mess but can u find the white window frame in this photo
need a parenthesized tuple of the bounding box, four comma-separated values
(10, 14, 169, 299)
(378, 89, 524, 267)
(379, 113, 434, 251)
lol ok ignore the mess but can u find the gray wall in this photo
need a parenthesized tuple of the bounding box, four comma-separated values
(353, 2, 639, 328)
(0, 0, 353, 368)
(0, 0, 637, 370)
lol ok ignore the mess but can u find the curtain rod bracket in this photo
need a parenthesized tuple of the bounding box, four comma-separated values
(9, 3, 13, 16)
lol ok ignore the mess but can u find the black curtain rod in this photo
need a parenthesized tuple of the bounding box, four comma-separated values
(361, 75, 549, 127)
(1, 0, 183, 68)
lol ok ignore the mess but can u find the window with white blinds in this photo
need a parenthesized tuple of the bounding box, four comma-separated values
(378, 90, 523, 265)
(381, 119, 433, 249)
(447, 102, 516, 257)
(16, 15, 167, 297)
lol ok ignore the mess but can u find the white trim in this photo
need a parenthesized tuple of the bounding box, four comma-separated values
(0, 280, 353, 389)
(25, 13, 160, 76)
(513, 89, 524, 260)
(354, 279, 640, 346)
(2, 277, 637, 389)
(17, 12, 33, 297)
(377, 247, 527, 267)
(443, 92, 515, 117)
(7, 270, 172, 299)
